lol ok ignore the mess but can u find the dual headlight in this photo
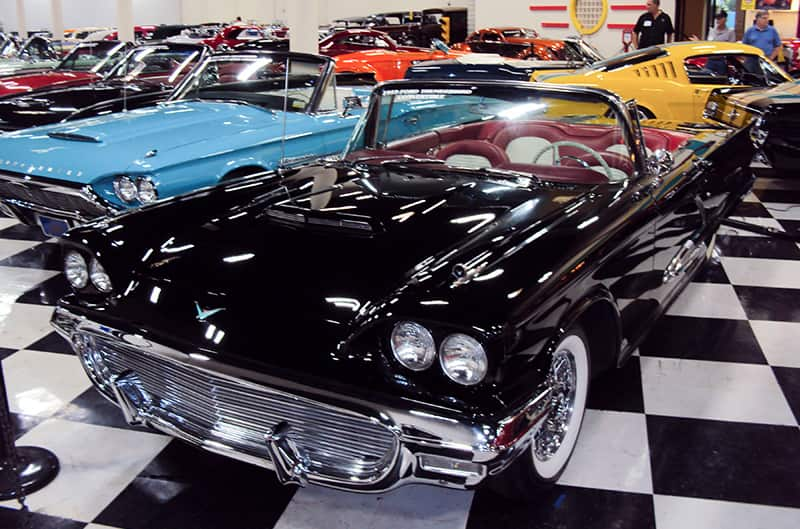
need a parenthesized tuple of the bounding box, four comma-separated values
(390, 321, 488, 386)
(64, 251, 112, 293)
(113, 176, 158, 204)
(749, 116, 768, 148)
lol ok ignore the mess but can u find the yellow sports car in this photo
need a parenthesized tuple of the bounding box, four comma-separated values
(532, 42, 792, 122)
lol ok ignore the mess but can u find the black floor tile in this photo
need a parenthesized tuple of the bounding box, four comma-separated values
(693, 260, 729, 283)
(0, 507, 85, 529)
(15, 275, 70, 306)
(0, 347, 15, 360)
(734, 286, 800, 322)
(587, 356, 644, 413)
(647, 415, 800, 508)
(26, 332, 73, 355)
(639, 316, 767, 364)
(10, 412, 45, 441)
(731, 201, 771, 218)
(716, 234, 800, 260)
(772, 366, 800, 425)
(0, 243, 62, 271)
(778, 219, 800, 237)
(0, 223, 49, 242)
(54, 387, 138, 431)
(466, 485, 655, 529)
(752, 189, 800, 204)
(94, 441, 296, 529)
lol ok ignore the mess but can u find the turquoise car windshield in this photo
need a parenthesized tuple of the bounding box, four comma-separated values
(173, 55, 326, 112)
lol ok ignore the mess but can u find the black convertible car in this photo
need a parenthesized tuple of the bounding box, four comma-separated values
(704, 80, 800, 174)
(0, 42, 208, 131)
(52, 80, 756, 496)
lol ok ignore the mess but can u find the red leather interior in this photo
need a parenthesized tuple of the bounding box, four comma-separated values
(436, 140, 510, 166)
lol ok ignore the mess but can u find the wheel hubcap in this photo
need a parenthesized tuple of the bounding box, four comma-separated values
(534, 349, 577, 462)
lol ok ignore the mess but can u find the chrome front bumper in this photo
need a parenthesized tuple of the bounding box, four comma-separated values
(52, 306, 552, 492)
(0, 169, 112, 226)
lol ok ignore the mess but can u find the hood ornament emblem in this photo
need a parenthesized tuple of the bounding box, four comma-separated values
(195, 302, 225, 322)
(145, 149, 158, 158)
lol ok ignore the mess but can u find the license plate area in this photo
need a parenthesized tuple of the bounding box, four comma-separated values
(37, 215, 71, 238)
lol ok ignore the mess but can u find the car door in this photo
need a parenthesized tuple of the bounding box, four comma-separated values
(647, 119, 755, 313)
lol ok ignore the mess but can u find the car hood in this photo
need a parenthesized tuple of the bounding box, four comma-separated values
(81, 163, 592, 382)
(0, 71, 99, 97)
(0, 100, 293, 184)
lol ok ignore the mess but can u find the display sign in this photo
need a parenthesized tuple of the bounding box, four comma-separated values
(741, 0, 756, 10)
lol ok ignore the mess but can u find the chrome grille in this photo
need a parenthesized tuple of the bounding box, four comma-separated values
(0, 169, 107, 219)
(83, 334, 398, 483)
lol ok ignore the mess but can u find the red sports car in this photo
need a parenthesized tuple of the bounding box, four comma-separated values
(319, 29, 430, 57)
(203, 25, 269, 50)
(0, 41, 129, 99)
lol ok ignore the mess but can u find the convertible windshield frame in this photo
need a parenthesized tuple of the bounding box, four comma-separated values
(105, 42, 207, 83)
(345, 79, 646, 180)
(55, 40, 129, 74)
(168, 51, 335, 114)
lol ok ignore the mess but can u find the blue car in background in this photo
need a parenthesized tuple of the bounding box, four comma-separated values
(0, 51, 366, 236)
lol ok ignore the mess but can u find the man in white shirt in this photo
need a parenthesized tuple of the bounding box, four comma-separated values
(707, 10, 736, 42)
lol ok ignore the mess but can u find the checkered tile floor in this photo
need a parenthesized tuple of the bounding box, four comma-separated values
(1, 173, 799, 529)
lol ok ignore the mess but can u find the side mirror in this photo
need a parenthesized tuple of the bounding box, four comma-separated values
(342, 95, 363, 116)
(646, 149, 674, 176)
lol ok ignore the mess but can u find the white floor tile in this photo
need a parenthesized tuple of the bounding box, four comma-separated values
(84, 525, 126, 529)
(742, 192, 759, 203)
(749, 320, 800, 368)
(0, 218, 18, 230)
(0, 418, 170, 522)
(273, 484, 473, 529)
(722, 257, 800, 289)
(0, 302, 55, 349)
(666, 283, 747, 320)
(753, 178, 800, 190)
(558, 410, 652, 494)
(640, 357, 797, 426)
(717, 217, 784, 238)
(2, 349, 91, 417)
(0, 238, 39, 261)
(762, 202, 800, 221)
(0, 266, 58, 296)
(654, 494, 800, 529)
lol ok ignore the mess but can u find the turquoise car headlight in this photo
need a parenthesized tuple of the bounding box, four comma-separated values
(113, 176, 137, 203)
(136, 178, 158, 203)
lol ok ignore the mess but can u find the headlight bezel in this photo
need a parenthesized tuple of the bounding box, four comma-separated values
(113, 175, 158, 204)
(439, 333, 489, 386)
(64, 251, 88, 289)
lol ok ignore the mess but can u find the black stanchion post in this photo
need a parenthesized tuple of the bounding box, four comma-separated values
(0, 359, 59, 500)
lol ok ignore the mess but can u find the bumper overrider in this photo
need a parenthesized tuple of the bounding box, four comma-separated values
(51, 305, 553, 492)
(0, 168, 112, 227)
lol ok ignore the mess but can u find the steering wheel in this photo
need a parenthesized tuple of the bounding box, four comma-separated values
(532, 141, 613, 181)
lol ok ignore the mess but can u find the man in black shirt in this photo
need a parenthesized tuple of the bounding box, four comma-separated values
(632, 0, 674, 49)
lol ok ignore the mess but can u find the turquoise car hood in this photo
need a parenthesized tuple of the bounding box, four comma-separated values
(0, 100, 300, 184)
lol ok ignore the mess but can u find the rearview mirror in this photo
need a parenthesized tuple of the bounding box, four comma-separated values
(342, 95, 363, 116)
(647, 149, 674, 176)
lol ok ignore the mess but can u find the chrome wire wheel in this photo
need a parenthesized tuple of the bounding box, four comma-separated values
(531, 333, 589, 480)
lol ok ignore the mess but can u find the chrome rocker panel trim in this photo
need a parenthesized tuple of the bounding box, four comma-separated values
(52, 305, 553, 492)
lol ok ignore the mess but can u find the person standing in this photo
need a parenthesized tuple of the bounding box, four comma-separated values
(707, 10, 736, 41)
(632, 0, 675, 49)
(743, 10, 781, 61)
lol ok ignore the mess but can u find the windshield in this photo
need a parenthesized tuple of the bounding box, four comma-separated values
(346, 84, 634, 184)
(57, 41, 128, 73)
(110, 45, 202, 85)
(503, 28, 539, 38)
(172, 54, 328, 112)
(0, 38, 17, 58)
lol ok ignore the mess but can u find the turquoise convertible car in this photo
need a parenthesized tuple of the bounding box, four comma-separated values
(0, 51, 366, 236)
